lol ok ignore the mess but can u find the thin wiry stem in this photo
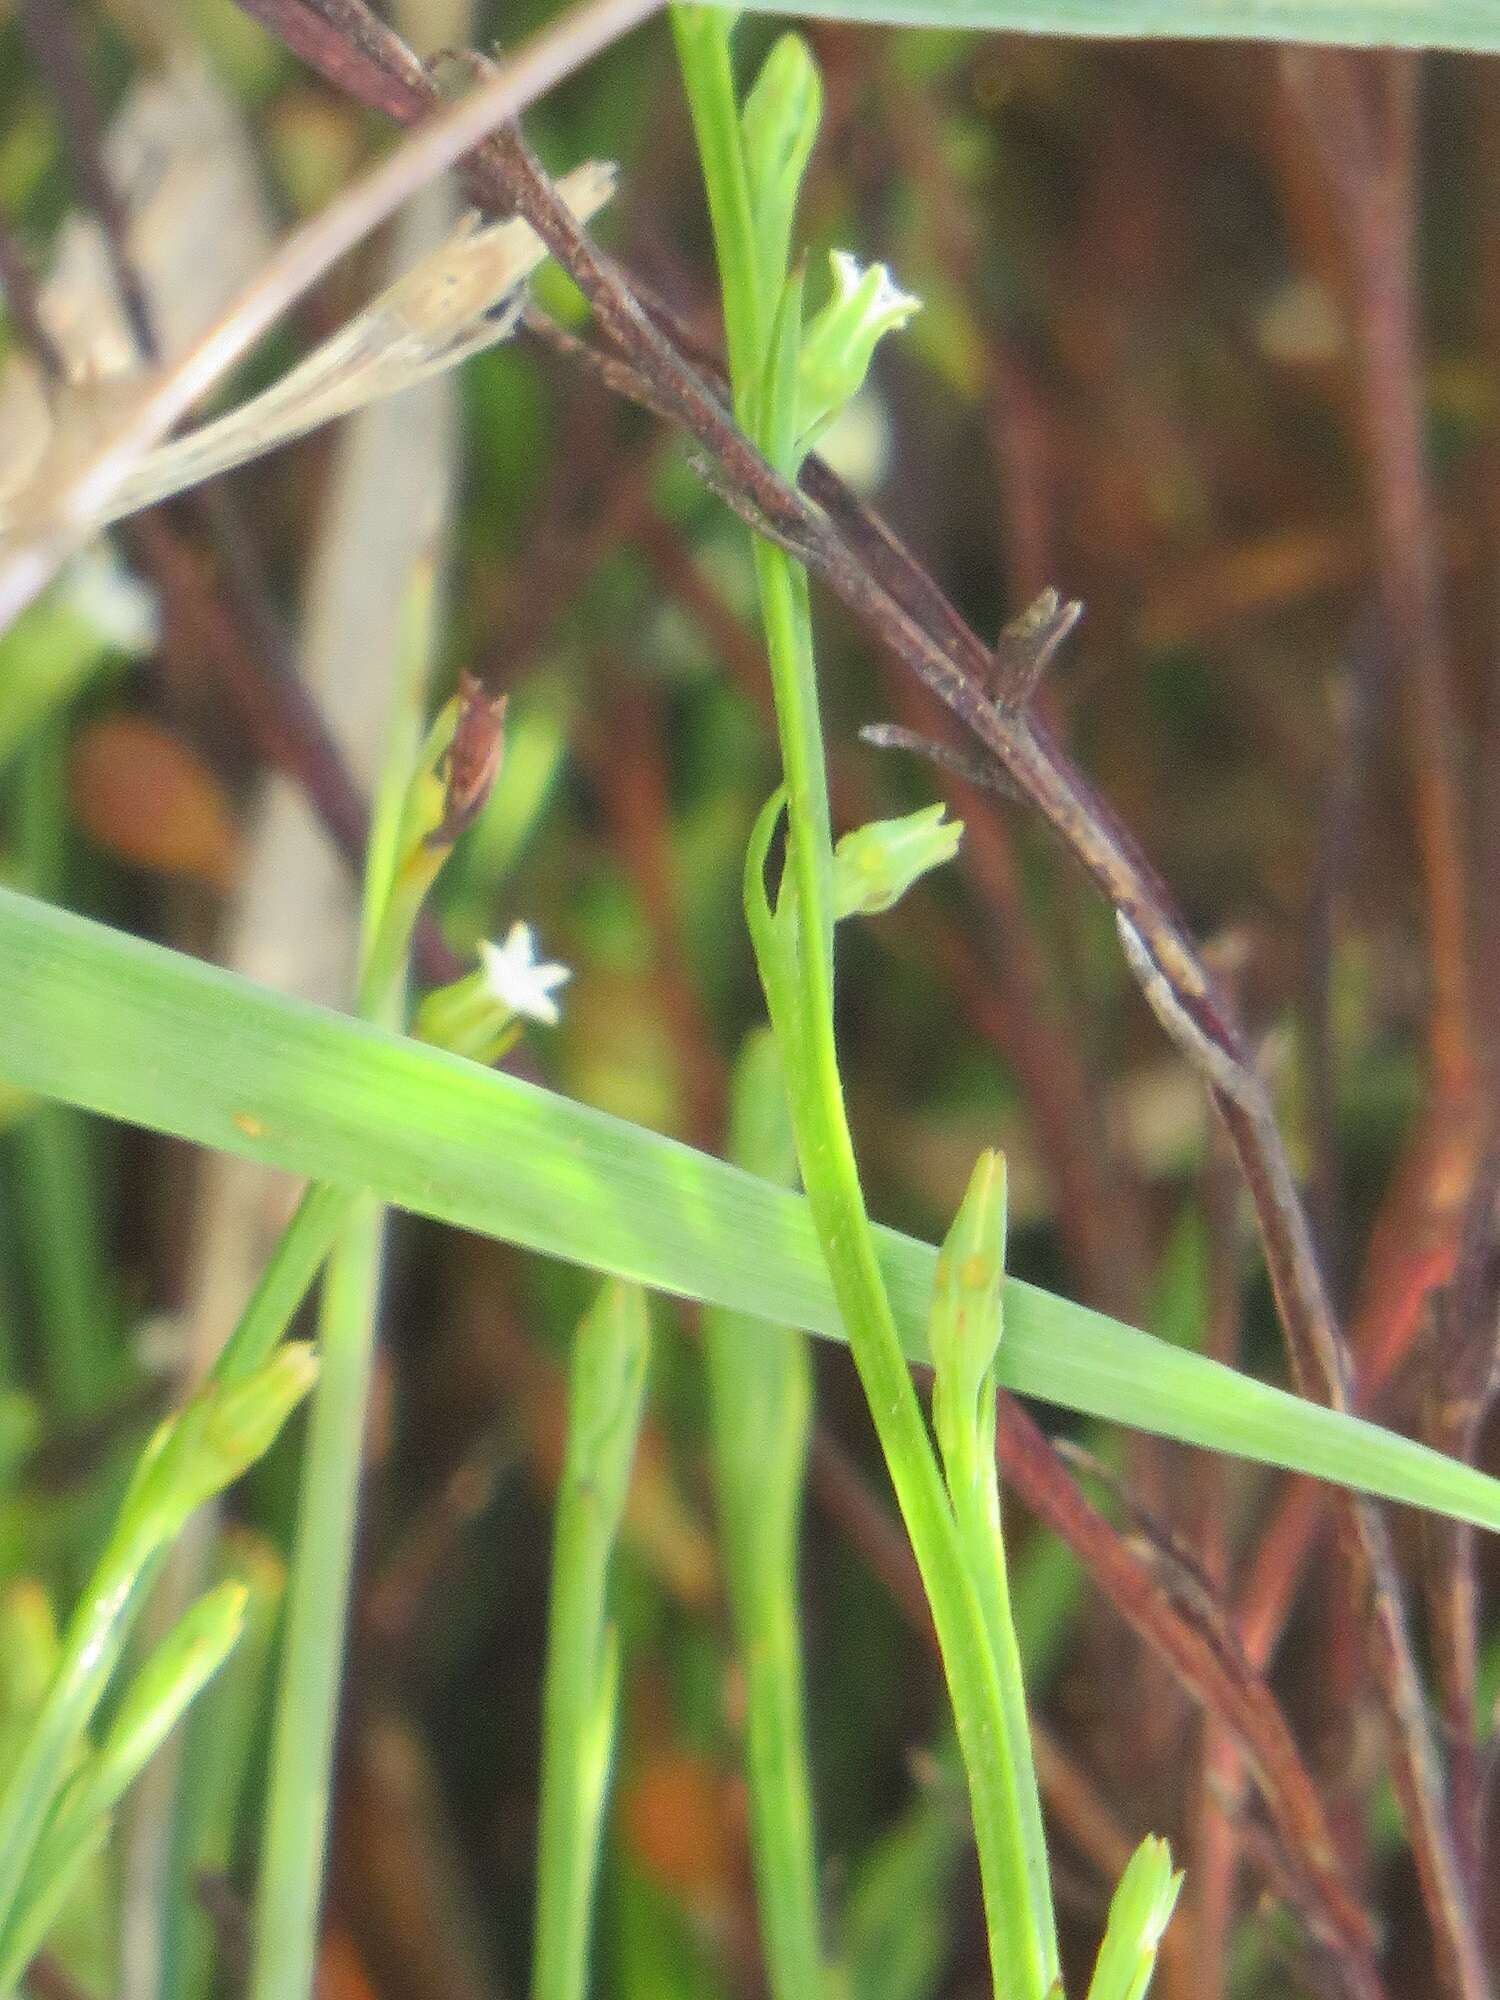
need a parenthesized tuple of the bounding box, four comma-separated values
(1421, 1125, 1500, 1893)
(1279, 50, 1476, 1115)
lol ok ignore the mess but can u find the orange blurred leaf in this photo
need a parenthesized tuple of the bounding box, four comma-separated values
(69, 714, 239, 890)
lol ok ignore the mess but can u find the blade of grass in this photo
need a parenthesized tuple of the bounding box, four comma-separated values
(9, 717, 120, 1422)
(532, 1282, 650, 2000)
(3, 881, 1500, 1531)
(693, 0, 1500, 51)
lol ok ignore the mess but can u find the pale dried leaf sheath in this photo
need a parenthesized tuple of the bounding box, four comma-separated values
(35, 159, 615, 534)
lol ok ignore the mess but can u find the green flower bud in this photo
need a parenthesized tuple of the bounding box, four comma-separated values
(928, 1150, 1007, 1426)
(798, 251, 921, 457)
(741, 34, 822, 306)
(196, 1345, 318, 1499)
(831, 803, 962, 919)
(1087, 1835, 1182, 2000)
(9, 1580, 250, 1983)
(134, 1345, 318, 1543)
(89, 1582, 247, 1810)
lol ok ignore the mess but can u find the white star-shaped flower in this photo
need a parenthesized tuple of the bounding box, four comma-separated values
(479, 922, 571, 1027)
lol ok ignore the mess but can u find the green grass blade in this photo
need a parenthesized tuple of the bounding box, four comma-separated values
(3, 881, 1500, 1532)
(532, 1282, 650, 2000)
(696, 0, 1500, 52)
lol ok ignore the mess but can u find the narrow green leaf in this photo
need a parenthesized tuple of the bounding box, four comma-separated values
(3, 884, 1500, 1532)
(699, 0, 1500, 54)
(533, 1282, 651, 2000)
(1086, 1836, 1182, 2000)
(79, 1582, 247, 1816)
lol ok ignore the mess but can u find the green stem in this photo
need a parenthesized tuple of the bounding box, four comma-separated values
(0, 1561, 154, 1950)
(531, 1283, 650, 2000)
(672, 16, 1055, 1996)
(247, 567, 436, 2000)
(245, 1195, 384, 2000)
(11, 719, 117, 1421)
(939, 1394, 1057, 1966)
(214, 1184, 354, 1389)
(704, 1032, 823, 2000)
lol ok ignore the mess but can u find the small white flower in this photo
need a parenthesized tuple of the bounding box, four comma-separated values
(479, 921, 571, 1027)
(797, 250, 922, 461)
(826, 250, 920, 328)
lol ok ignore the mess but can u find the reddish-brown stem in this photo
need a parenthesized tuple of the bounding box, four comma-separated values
(0, 216, 65, 382)
(989, 1401, 1383, 1997)
(1278, 50, 1475, 1114)
(1421, 1126, 1500, 1894)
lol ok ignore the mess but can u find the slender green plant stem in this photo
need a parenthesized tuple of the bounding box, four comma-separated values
(531, 1282, 650, 2000)
(951, 1453, 1055, 1959)
(161, 1534, 286, 2000)
(0, 1581, 248, 1992)
(0, 1564, 155, 1948)
(214, 1185, 356, 1390)
(11, 720, 116, 1421)
(703, 1032, 823, 2000)
(0, 1337, 314, 1972)
(930, 1159, 1055, 1963)
(672, 16, 1055, 1994)
(247, 570, 437, 2000)
(246, 1196, 384, 2000)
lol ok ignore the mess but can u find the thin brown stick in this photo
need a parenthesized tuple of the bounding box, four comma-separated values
(1190, 1129, 1247, 2000)
(879, 668, 1147, 1320)
(1421, 1125, 1500, 1892)
(992, 1402, 1382, 1995)
(1278, 50, 1475, 1113)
